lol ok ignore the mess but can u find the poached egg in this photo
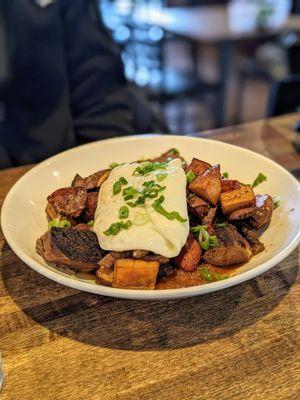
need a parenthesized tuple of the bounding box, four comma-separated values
(94, 159, 189, 258)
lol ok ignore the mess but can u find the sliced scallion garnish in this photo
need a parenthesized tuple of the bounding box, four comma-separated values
(252, 172, 267, 188)
(186, 170, 196, 184)
(119, 206, 129, 219)
(152, 196, 187, 222)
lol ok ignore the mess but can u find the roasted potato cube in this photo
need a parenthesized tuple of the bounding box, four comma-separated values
(113, 259, 159, 289)
(221, 179, 241, 193)
(188, 165, 221, 205)
(173, 235, 202, 272)
(47, 186, 87, 218)
(220, 186, 255, 215)
(188, 158, 211, 176)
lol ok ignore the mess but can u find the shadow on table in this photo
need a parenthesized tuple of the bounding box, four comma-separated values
(1, 242, 298, 351)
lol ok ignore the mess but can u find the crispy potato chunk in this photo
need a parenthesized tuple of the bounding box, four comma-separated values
(188, 158, 211, 176)
(188, 165, 221, 205)
(173, 235, 202, 272)
(221, 179, 241, 193)
(220, 186, 255, 215)
(47, 187, 87, 218)
(113, 259, 159, 290)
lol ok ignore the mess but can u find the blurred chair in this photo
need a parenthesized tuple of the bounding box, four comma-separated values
(122, 22, 220, 132)
(234, 34, 300, 123)
(267, 74, 300, 116)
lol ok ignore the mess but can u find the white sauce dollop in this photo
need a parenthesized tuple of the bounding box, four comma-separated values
(94, 159, 189, 258)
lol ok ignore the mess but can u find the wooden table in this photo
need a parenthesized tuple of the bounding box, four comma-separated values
(134, 5, 300, 127)
(0, 113, 299, 400)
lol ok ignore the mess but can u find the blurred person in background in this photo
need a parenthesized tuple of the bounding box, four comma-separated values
(0, 0, 164, 168)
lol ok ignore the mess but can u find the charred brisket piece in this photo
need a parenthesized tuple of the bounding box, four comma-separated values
(237, 223, 265, 255)
(36, 227, 103, 272)
(203, 224, 252, 266)
(157, 264, 176, 281)
(132, 250, 149, 259)
(188, 195, 210, 218)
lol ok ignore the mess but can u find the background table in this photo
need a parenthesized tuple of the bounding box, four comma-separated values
(0, 113, 299, 400)
(135, 5, 300, 127)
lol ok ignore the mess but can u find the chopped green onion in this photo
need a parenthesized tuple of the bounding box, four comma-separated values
(273, 195, 281, 209)
(127, 201, 137, 208)
(198, 229, 210, 250)
(113, 181, 122, 195)
(119, 206, 129, 219)
(192, 225, 219, 250)
(124, 220, 132, 229)
(252, 172, 267, 188)
(124, 194, 134, 201)
(123, 186, 138, 197)
(152, 195, 187, 222)
(143, 180, 156, 187)
(48, 219, 71, 229)
(216, 223, 226, 228)
(103, 220, 132, 236)
(222, 172, 229, 179)
(170, 148, 180, 155)
(191, 225, 207, 233)
(209, 235, 219, 247)
(156, 173, 167, 182)
(200, 267, 213, 282)
(148, 188, 159, 198)
(186, 170, 196, 184)
(215, 272, 229, 281)
(87, 220, 94, 227)
(133, 161, 167, 176)
(109, 162, 119, 169)
(119, 176, 128, 185)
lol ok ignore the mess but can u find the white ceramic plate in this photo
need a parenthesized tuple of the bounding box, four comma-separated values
(2, 135, 300, 300)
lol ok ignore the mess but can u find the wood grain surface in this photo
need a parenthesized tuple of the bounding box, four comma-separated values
(0, 114, 299, 400)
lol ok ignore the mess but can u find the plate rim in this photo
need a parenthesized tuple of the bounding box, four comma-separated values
(2, 135, 300, 300)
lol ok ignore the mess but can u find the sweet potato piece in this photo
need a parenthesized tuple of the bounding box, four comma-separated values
(188, 165, 221, 205)
(47, 187, 87, 218)
(220, 186, 255, 215)
(173, 235, 202, 272)
(113, 259, 159, 289)
(250, 194, 273, 229)
(188, 158, 211, 176)
(221, 179, 241, 193)
(188, 194, 210, 217)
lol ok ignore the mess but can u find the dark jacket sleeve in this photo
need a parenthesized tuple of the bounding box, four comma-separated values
(60, 0, 164, 141)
